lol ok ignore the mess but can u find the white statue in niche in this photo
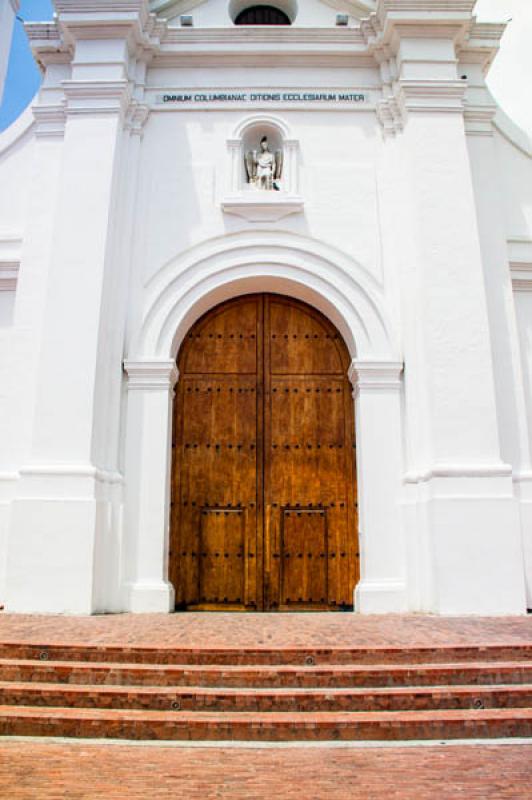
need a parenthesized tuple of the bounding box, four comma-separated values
(245, 136, 283, 191)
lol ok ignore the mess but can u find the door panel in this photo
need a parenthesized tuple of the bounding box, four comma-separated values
(182, 301, 259, 375)
(264, 296, 357, 610)
(170, 294, 358, 611)
(171, 297, 262, 611)
(268, 300, 345, 375)
(199, 509, 246, 607)
(280, 508, 328, 608)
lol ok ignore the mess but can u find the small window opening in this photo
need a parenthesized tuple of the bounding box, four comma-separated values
(235, 5, 291, 25)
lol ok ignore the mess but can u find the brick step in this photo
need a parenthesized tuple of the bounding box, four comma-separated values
(1, 659, 531, 688)
(0, 705, 531, 741)
(1, 642, 531, 666)
(0, 681, 531, 712)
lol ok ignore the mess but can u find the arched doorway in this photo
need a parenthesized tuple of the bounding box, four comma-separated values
(169, 293, 359, 611)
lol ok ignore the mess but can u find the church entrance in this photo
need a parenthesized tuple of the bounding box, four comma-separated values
(170, 294, 359, 611)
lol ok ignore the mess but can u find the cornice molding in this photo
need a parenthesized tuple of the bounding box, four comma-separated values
(463, 103, 496, 137)
(458, 21, 506, 72)
(364, 2, 487, 135)
(26, 3, 163, 67)
(54, 0, 149, 10)
(404, 462, 512, 484)
(375, 0, 475, 29)
(512, 280, 532, 293)
(155, 26, 371, 68)
(510, 262, 532, 293)
(161, 27, 366, 45)
(52, 0, 152, 35)
(32, 104, 67, 138)
(124, 359, 179, 390)
(24, 22, 73, 70)
(221, 194, 304, 223)
(124, 100, 150, 134)
(151, 52, 376, 69)
(377, 0, 474, 10)
(23, 0, 504, 87)
(378, 78, 466, 135)
(363, 1, 476, 48)
(18, 465, 123, 483)
(23, 0, 506, 134)
(397, 79, 465, 113)
(348, 359, 403, 391)
(0, 262, 19, 292)
(509, 237, 532, 292)
(62, 79, 132, 117)
(376, 95, 402, 136)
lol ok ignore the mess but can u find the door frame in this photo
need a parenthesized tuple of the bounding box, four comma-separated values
(169, 293, 359, 611)
(123, 233, 406, 614)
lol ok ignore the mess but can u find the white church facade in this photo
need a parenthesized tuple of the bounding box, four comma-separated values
(0, 0, 531, 617)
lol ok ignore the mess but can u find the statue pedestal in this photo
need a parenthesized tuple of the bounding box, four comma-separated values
(221, 192, 304, 222)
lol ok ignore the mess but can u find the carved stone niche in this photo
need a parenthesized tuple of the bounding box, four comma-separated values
(222, 115, 303, 222)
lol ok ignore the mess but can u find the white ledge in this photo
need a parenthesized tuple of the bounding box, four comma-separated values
(221, 193, 304, 222)
(404, 463, 513, 483)
(124, 359, 179, 389)
(0, 262, 19, 292)
(349, 359, 404, 389)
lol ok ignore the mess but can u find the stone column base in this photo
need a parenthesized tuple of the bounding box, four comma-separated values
(355, 580, 408, 614)
(127, 581, 175, 613)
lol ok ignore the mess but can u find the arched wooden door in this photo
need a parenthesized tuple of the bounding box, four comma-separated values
(170, 294, 358, 611)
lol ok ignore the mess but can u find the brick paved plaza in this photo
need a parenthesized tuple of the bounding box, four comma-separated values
(0, 613, 530, 796)
(0, 740, 530, 799)
(0, 612, 530, 649)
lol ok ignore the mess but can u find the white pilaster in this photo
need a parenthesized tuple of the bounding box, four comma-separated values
(465, 66, 532, 609)
(513, 280, 532, 608)
(2, 63, 69, 612)
(123, 361, 178, 613)
(227, 138, 241, 192)
(374, 0, 527, 614)
(350, 360, 407, 613)
(6, 2, 152, 614)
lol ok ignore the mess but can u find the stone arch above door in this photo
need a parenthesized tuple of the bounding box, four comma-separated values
(123, 231, 406, 615)
(133, 229, 399, 364)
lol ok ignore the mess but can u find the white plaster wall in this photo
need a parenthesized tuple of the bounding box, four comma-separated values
(494, 129, 532, 241)
(0, 0, 532, 614)
(515, 293, 532, 456)
(468, 129, 530, 467)
(491, 118, 532, 610)
(0, 131, 33, 244)
(0, 115, 35, 604)
(135, 104, 383, 289)
(514, 290, 532, 606)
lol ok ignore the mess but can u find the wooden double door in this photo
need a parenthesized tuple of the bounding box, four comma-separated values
(170, 294, 358, 611)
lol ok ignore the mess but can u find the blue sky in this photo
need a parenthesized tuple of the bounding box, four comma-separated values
(0, 0, 54, 132)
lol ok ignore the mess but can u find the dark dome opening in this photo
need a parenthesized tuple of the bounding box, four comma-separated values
(235, 5, 291, 25)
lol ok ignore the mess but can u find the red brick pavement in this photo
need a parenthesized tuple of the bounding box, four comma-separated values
(0, 612, 531, 650)
(0, 740, 530, 799)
